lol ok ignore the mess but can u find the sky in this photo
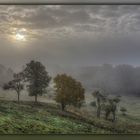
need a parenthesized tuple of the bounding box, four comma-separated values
(0, 5, 140, 74)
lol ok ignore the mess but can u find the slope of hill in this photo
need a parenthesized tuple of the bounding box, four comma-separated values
(0, 100, 139, 134)
(0, 100, 109, 134)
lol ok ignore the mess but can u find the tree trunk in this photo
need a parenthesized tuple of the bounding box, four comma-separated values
(35, 95, 38, 103)
(97, 106, 101, 118)
(97, 98, 101, 118)
(17, 92, 20, 103)
(112, 111, 116, 122)
(105, 111, 110, 120)
(61, 102, 65, 111)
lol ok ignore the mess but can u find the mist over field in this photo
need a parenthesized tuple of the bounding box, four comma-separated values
(0, 5, 140, 134)
(73, 64, 140, 96)
(0, 5, 140, 98)
(1, 63, 140, 97)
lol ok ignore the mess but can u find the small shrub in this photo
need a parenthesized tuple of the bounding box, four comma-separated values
(90, 101, 96, 107)
(120, 107, 127, 116)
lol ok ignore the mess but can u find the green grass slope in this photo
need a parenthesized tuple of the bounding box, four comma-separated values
(0, 100, 139, 134)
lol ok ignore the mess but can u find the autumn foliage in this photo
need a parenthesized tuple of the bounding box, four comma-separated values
(54, 74, 85, 110)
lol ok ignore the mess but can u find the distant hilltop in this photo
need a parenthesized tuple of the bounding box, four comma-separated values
(0, 64, 14, 87)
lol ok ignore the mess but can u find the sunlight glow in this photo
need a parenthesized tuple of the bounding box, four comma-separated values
(15, 33, 26, 41)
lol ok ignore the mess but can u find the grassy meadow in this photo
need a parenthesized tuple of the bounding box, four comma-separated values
(0, 89, 139, 134)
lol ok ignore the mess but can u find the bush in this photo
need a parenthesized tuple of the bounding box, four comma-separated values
(90, 101, 96, 107)
(120, 107, 127, 116)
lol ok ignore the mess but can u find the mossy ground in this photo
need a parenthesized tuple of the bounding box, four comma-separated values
(0, 100, 139, 134)
(0, 100, 110, 134)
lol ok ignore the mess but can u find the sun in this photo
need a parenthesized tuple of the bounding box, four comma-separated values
(15, 33, 26, 41)
(11, 28, 27, 42)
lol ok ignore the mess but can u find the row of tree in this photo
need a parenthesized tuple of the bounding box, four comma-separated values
(2, 60, 126, 122)
(3, 60, 85, 111)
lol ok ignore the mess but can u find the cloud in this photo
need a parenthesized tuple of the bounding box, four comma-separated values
(0, 5, 140, 73)
(0, 5, 140, 37)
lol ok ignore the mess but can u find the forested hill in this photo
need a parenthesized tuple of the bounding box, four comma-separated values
(74, 64, 140, 96)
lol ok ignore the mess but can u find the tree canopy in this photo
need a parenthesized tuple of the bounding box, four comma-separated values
(54, 74, 85, 110)
(3, 72, 24, 102)
(23, 60, 51, 103)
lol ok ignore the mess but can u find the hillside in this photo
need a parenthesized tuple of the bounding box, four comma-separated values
(0, 99, 139, 134)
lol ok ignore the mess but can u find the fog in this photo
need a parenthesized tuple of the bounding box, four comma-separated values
(1, 63, 140, 97)
(69, 64, 140, 97)
(0, 5, 140, 97)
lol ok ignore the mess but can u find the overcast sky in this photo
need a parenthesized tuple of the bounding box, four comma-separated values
(0, 5, 140, 74)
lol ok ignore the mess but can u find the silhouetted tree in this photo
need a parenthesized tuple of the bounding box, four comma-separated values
(92, 90, 106, 118)
(103, 96, 121, 122)
(3, 72, 24, 103)
(54, 74, 85, 111)
(23, 60, 51, 103)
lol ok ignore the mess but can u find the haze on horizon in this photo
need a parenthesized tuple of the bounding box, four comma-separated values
(0, 5, 140, 74)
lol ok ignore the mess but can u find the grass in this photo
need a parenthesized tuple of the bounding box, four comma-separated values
(0, 94, 140, 134)
(0, 100, 110, 134)
(0, 99, 139, 134)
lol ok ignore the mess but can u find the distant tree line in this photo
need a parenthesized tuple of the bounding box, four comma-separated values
(78, 64, 140, 97)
